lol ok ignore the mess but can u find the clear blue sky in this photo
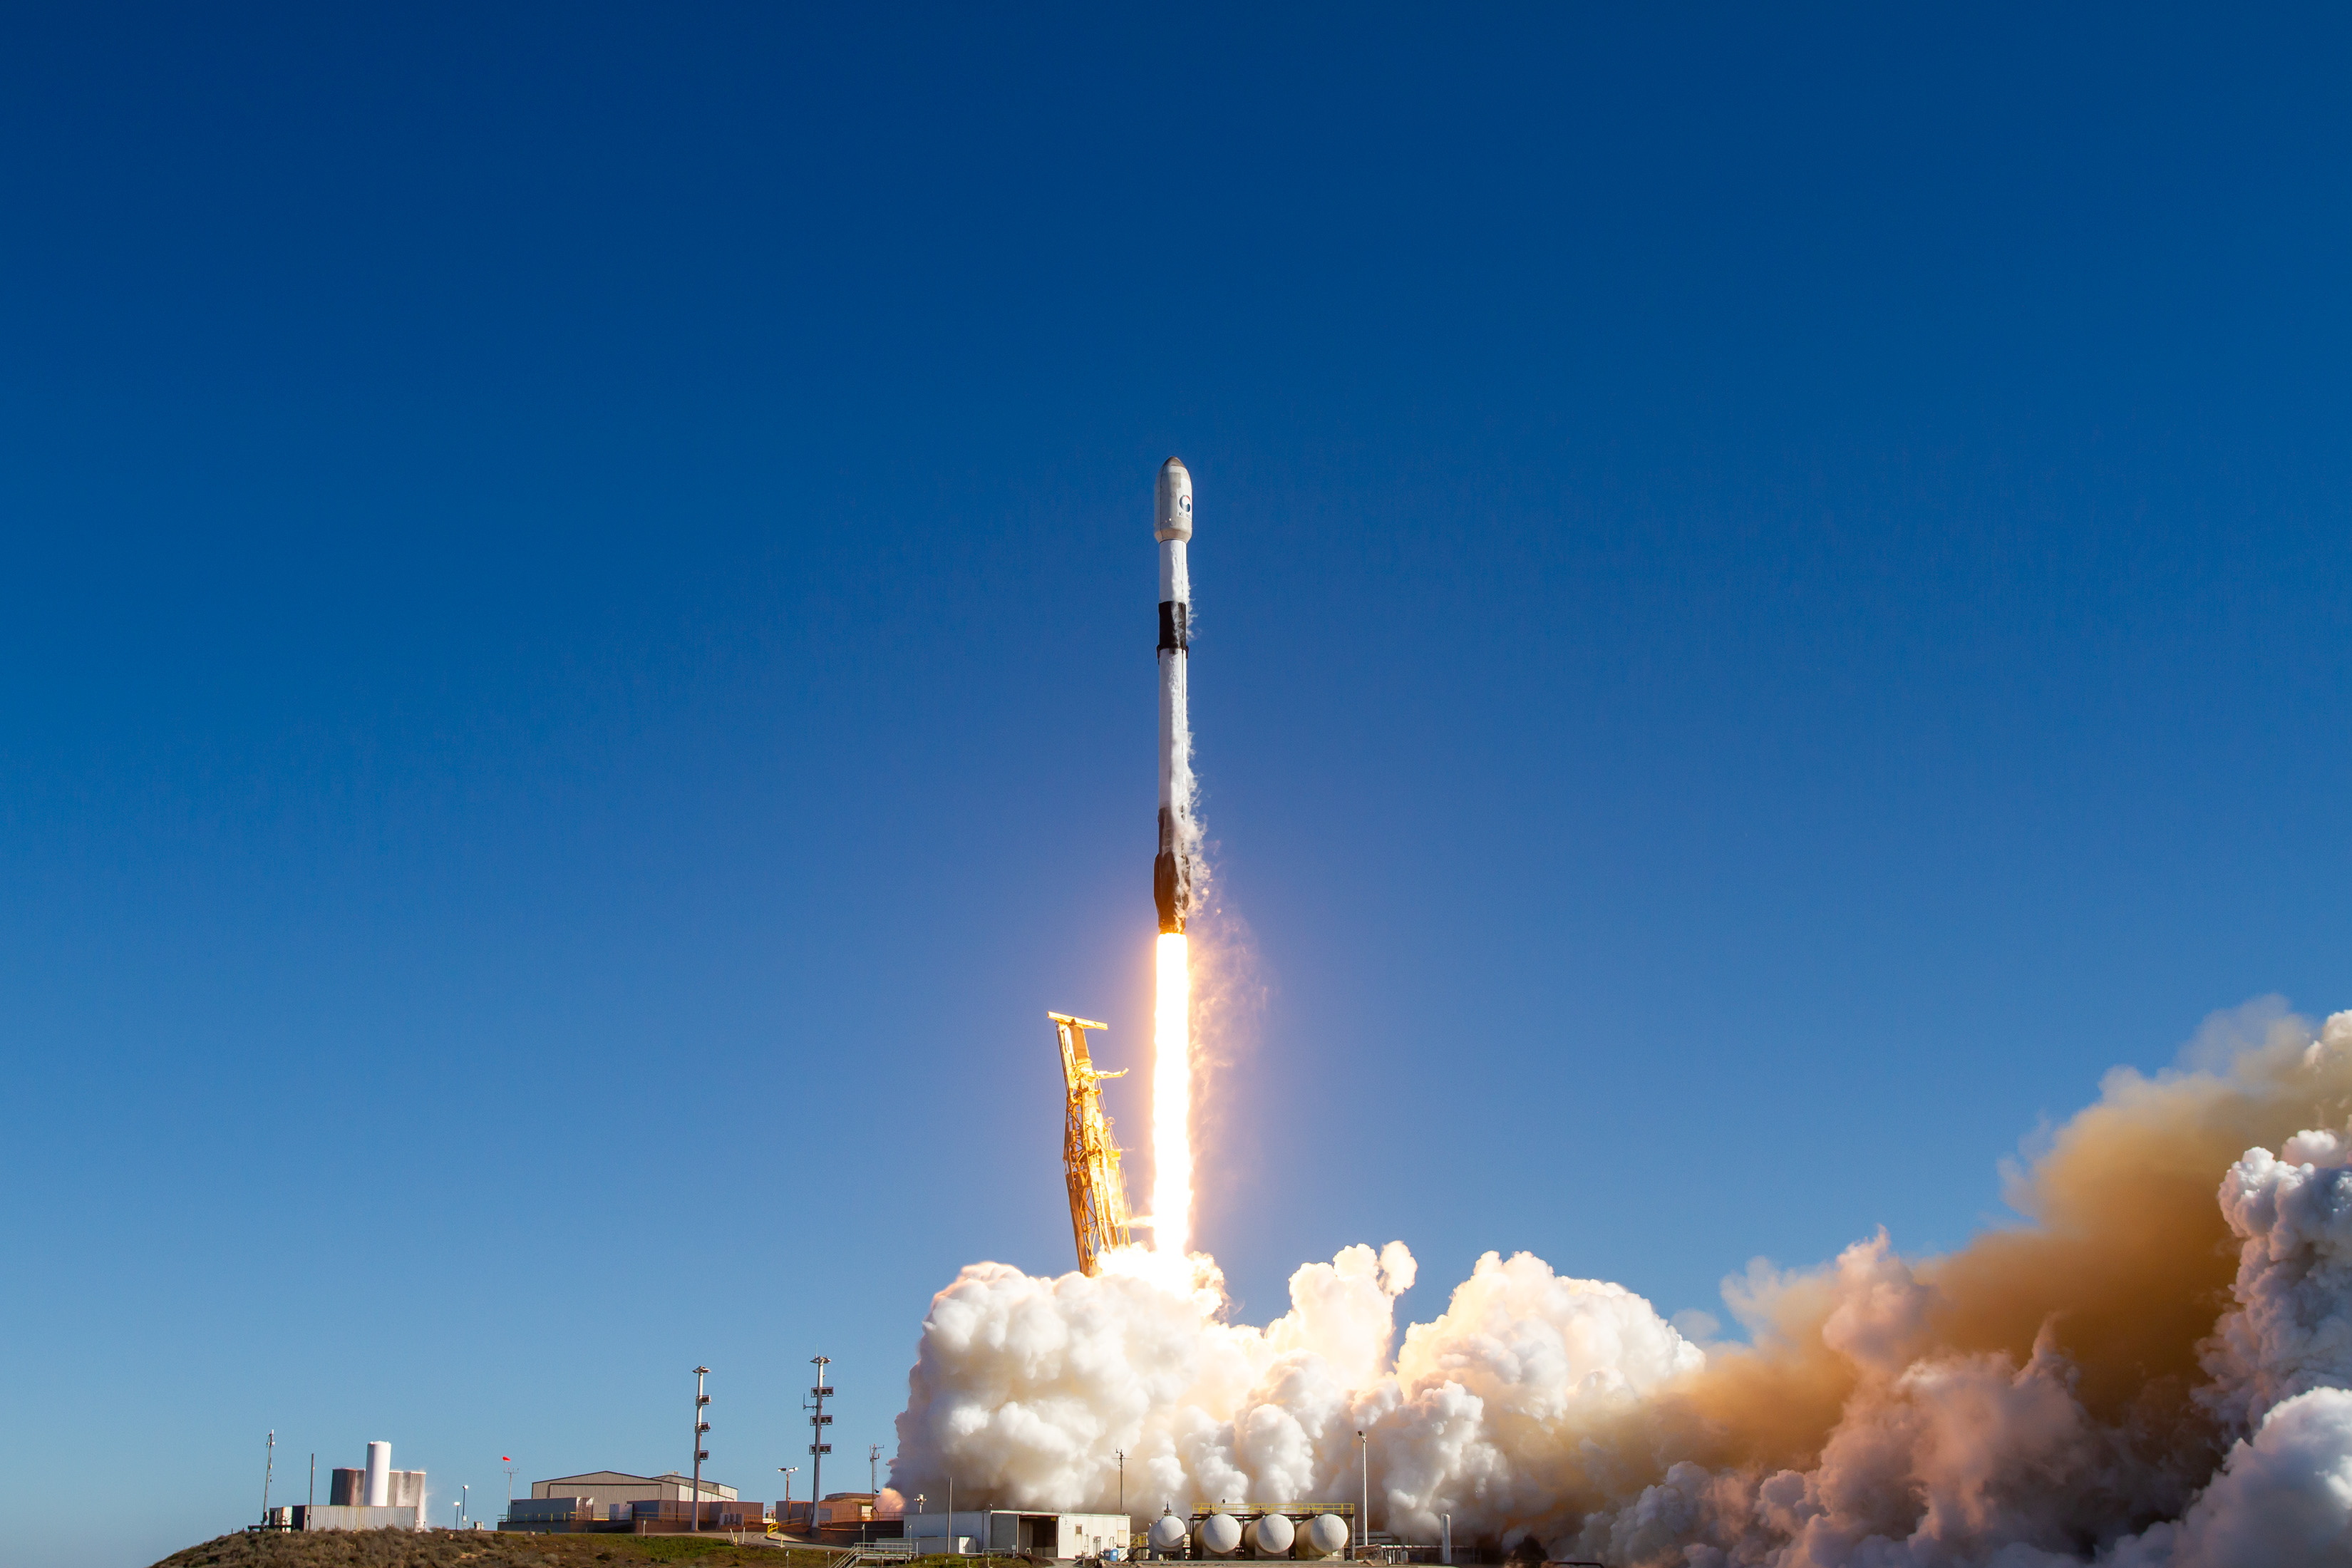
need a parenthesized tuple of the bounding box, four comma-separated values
(4, 5, 2349, 1564)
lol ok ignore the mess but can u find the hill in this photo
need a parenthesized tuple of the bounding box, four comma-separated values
(152, 1531, 850, 1568)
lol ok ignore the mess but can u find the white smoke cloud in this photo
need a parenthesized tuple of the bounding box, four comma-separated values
(2199, 1130, 2352, 1430)
(2108, 1387, 2352, 1568)
(892, 1007, 2352, 1566)
(892, 1244, 1416, 1517)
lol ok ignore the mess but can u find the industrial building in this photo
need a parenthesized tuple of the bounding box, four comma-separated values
(331, 1466, 425, 1512)
(262, 1441, 426, 1532)
(815, 1491, 881, 1526)
(501, 1470, 755, 1534)
(527, 1470, 738, 1509)
(902, 1510, 1130, 1558)
(507, 1495, 763, 1532)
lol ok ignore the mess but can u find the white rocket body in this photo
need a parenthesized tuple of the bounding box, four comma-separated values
(363, 1440, 391, 1508)
(1155, 458, 1195, 934)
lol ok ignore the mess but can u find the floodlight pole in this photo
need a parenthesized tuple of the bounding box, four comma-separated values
(809, 1356, 834, 1527)
(692, 1366, 712, 1532)
(1357, 1430, 1368, 1561)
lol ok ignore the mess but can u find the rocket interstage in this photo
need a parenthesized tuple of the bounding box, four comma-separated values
(1155, 456, 1195, 936)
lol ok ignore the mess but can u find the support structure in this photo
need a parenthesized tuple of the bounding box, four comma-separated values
(808, 1356, 834, 1520)
(1051, 1013, 1135, 1275)
(692, 1367, 711, 1532)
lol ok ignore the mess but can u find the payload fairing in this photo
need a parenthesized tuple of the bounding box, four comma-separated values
(1154, 457, 1195, 934)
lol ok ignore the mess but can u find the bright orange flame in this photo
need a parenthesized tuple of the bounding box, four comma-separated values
(1152, 931, 1192, 1256)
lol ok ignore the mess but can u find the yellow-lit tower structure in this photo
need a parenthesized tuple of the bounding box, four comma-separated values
(1049, 1012, 1135, 1275)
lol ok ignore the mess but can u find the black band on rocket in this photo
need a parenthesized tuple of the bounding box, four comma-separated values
(1159, 601, 1189, 653)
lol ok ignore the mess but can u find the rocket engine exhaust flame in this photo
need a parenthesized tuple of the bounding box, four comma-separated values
(1152, 931, 1193, 1259)
(893, 1001, 2352, 1565)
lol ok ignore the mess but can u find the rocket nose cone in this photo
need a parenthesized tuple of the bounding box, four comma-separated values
(1155, 458, 1194, 542)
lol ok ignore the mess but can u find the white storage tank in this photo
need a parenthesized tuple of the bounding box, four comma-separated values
(363, 1441, 391, 1509)
(1149, 1513, 1191, 1554)
(1244, 1513, 1295, 1557)
(1299, 1514, 1351, 1559)
(1195, 1512, 1243, 1557)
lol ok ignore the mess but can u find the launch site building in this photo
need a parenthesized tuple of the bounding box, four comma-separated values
(902, 1510, 1132, 1558)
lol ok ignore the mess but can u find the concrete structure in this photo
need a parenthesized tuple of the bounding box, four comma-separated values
(527, 1470, 737, 1511)
(904, 1510, 1128, 1559)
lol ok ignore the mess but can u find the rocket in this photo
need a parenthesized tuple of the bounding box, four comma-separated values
(1154, 457, 1195, 934)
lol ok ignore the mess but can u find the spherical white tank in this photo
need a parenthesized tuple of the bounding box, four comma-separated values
(1195, 1512, 1243, 1557)
(1299, 1515, 1351, 1559)
(1245, 1513, 1296, 1557)
(1150, 1514, 1191, 1554)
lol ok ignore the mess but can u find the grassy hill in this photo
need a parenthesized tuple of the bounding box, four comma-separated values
(152, 1530, 857, 1568)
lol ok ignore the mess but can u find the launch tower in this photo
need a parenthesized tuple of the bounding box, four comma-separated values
(1050, 1012, 1135, 1275)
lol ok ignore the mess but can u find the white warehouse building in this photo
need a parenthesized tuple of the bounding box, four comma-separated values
(903, 1510, 1130, 1558)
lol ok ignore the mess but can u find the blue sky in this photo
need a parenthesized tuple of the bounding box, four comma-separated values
(4, 4, 2350, 1564)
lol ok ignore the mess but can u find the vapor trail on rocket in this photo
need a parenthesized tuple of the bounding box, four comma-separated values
(1154, 457, 1195, 934)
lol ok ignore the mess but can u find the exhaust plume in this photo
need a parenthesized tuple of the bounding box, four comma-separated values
(894, 1002, 2352, 1564)
(1152, 930, 1194, 1258)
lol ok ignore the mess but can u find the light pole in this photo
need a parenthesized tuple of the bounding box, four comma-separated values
(692, 1366, 712, 1532)
(1356, 1430, 1368, 1562)
(462, 1485, 470, 1527)
(262, 1430, 275, 1522)
(780, 1467, 800, 1533)
(503, 1458, 515, 1515)
(808, 1356, 835, 1522)
(1114, 1450, 1125, 1517)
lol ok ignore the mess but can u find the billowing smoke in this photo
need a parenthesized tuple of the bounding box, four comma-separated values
(892, 1002, 2352, 1565)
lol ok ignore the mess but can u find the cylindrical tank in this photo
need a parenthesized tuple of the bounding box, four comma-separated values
(1150, 1514, 1191, 1555)
(1195, 1512, 1243, 1557)
(363, 1441, 391, 1508)
(1298, 1515, 1351, 1559)
(1245, 1513, 1296, 1557)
